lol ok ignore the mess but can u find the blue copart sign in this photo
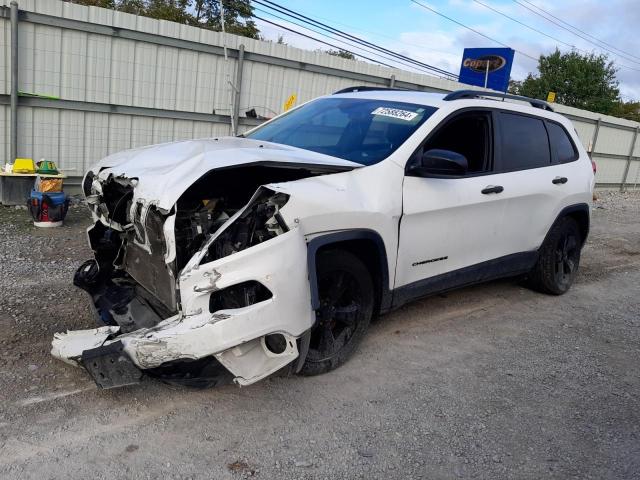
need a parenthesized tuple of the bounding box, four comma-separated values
(458, 48, 515, 92)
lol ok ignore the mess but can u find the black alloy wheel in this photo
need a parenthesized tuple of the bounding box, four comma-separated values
(300, 250, 374, 375)
(528, 217, 582, 295)
(553, 230, 579, 288)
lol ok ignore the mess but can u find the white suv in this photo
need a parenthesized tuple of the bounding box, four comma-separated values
(52, 88, 594, 389)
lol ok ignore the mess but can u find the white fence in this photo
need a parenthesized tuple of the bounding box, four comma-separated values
(1, 0, 639, 189)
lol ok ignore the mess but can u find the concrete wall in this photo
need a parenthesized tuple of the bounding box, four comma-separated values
(1, 0, 639, 189)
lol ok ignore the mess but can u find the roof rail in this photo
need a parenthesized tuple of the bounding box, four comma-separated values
(443, 89, 554, 112)
(333, 86, 406, 94)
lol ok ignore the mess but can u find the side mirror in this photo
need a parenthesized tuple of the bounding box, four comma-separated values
(410, 149, 468, 177)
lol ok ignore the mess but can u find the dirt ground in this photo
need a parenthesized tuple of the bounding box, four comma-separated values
(0, 192, 639, 480)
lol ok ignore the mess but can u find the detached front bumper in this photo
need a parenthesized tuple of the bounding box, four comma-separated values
(52, 228, 315, 388)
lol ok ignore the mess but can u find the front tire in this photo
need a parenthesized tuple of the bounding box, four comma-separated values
(299, 250, 374, 376)
(528, 217, 582, 295)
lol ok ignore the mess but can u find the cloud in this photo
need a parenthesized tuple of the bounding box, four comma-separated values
(253, 0, 640, 101)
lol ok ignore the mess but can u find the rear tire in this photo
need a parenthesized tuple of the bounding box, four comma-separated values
(299, 250, 374, 376)
(528, 217, 582, 295)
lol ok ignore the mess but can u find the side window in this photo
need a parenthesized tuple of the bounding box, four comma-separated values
(499, 113, 550, 171)
(547, 121, 578, 163)
(422, 111, 492, 173)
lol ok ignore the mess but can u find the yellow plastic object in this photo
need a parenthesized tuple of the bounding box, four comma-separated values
(13, 158, 36, 174)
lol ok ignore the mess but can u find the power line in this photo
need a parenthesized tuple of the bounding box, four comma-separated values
(474, 0, 640, 74)
(518, 0, 640, 62)
(472, 0, 577, 50)
(473, 0, 638, 102)
(256, 0, 450, 76)
(254, 0, 457, 79)
(253, 6, 455, 78)
(264, 5, 457, 61)
(513, 0, 640, 70)
(253, 8, 443, 76)
(253, 15, 401, 70)
(410, 0, 539, 61)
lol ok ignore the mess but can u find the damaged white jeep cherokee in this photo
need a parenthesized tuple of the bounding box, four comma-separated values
(52, 88, 594, 389)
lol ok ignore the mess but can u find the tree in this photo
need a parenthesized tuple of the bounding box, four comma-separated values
(326, 49, 355, 60)
(65, 0, 116, 7)
(192, 0, 259, 39)
(117, 0, 146, 15)
(145, 0, 192, 24)
(62, 0, 260, 39)
(510, 49, 620, 115)
(611, 101, 640, 122)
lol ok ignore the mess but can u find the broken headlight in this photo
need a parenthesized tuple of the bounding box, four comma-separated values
(204, 189, 289, 263)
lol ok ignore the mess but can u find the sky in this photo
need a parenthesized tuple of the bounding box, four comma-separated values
(252, 0, 640, 102)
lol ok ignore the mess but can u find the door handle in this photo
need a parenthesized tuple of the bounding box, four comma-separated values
(481, 185, 504, 194)
(552, 176, 568, 184)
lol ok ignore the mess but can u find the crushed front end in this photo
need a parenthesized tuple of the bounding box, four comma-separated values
(52, 166, 316, 389)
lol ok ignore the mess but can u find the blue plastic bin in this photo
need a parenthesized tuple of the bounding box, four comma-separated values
(28, 189, 69, 227)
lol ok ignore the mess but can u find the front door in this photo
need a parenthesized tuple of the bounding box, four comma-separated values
(395, 110, 510, 291)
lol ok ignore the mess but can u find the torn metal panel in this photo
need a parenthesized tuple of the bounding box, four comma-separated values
(119, 227, 313, 370)
(215, 334, 298, 386)
(51, 136, 370, 389)
(53, 224, 314, 386)
(89, 137, 360, 211)
(51, 326, 120, 366)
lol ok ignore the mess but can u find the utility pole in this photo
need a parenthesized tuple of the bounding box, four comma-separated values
(219, 0, 239, 136)
(10, 1, 19, 163)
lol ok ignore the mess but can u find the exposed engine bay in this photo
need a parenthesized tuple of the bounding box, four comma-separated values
(54, 161, 349, 389)
(82, 165, 319, 317)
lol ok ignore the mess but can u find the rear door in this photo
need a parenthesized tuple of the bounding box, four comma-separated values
(493, 111, 578, 253)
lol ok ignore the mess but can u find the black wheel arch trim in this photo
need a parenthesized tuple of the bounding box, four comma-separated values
(306, 229, 392, 313)
(544, 203, 590, 247)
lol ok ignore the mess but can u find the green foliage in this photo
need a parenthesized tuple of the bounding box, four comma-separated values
(326, 49, 355, 60)
(509, 49, 620, 115)
(62, 0, 259, 39)
(117, 0, 146, 14)
(192, 0, 259, 39)
(146, 0, 193, 24)
(611, 101, 640, 122)
(65, 0, 116, 7)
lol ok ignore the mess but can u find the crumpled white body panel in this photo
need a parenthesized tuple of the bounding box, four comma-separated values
(91, 137, 360, 211)
(52, 134, 405, 386)
(52, 227, 314, 385)
(51, 326, 121, 366)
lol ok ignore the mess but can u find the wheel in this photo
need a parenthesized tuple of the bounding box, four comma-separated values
(528, 217, 582, 295)
(299, 250, 374, 376)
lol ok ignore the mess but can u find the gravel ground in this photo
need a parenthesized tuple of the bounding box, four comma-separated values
(0, 192, 639, 480)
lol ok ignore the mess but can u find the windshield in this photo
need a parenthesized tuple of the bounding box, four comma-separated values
(246, 97, 438, 165)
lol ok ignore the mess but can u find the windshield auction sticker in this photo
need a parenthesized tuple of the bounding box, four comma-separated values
(371, 107, 418, 121)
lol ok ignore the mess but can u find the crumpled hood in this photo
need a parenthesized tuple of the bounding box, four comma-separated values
(92, 137, 361, 210)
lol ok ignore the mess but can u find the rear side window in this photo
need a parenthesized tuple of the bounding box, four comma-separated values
(499, 113, 550, 171)
(547, 122, 578, 163)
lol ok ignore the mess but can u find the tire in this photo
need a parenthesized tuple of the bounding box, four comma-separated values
(299, 250, 374, 376)
(528, 217, 582, 295)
